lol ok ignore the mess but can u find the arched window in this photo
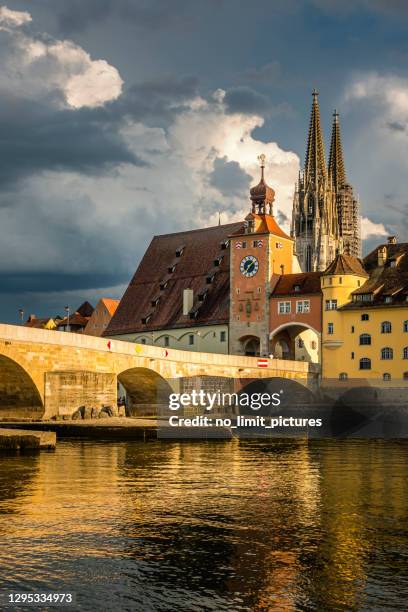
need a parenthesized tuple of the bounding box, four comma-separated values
(339, 372, 348, 380)
(381, 321, 392, 333)
(360, 358, 371, 370)
(359, 333, 371, 345)
(383, 373, 391, 381)
(404, 321, 408, 332)
(403, 347, 408, 359)
(381, 347, 393, 360)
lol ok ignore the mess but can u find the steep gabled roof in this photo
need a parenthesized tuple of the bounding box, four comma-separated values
(231, 214, 292, 240)
(340, 242, 408, 310)
(101, 298, 119, 317)
(104, 222, 245, 336)
(76, 301, 94, 317)
(271, 272, 322, 297)
(323, 253, 368, 277)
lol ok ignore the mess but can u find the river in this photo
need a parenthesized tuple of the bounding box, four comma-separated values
(0, 439, 407, 611)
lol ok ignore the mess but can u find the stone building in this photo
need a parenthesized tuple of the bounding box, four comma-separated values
(106, 159, 322, 362)
(291, 90, 361, 272)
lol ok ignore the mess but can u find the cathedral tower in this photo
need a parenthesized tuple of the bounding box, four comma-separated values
(291, 91, 361, 271)
(328, 110, 361, 258)
(291, 90, 340, 272)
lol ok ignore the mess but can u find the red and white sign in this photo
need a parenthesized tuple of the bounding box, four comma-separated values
(257, 358, 269, 368)
(235, 241, 242, 249)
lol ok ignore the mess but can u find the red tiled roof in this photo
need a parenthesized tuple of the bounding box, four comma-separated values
(57, 313, 90, 327)
(24, 317, 53, 329)
(271, 272, 322, 297)
(76, 301, 94, 317)
(323, 253, 368, 277)
(341, 242, 408, 310)
(104, 222, 245, 336)
(231, 214, 292, 240)
(101, 298, 119, 317)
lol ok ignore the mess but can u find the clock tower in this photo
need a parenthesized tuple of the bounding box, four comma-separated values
(229, 156, 295, 357)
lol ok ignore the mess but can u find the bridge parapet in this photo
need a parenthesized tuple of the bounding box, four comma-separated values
(0, 324, 320, 419)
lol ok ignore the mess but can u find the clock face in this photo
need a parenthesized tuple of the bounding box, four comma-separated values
(240, 255, 259, 278)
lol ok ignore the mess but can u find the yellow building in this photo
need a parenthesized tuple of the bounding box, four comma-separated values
(321, 238, 408, 383)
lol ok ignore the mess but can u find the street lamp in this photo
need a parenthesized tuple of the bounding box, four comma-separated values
(18, 309, 24, 325)
(64, 306, 70, 332)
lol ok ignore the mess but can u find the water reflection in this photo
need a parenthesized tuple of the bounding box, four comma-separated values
(0, 440, 407, 610)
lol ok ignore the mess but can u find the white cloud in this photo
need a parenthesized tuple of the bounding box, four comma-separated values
(361, 217, 387, 240)
(0, 6, 31, 29)
(0, 5, 123, 108)
(343, 72, 408, 242)
(0, 94, 300, 277)
(345, 72, 408, 116)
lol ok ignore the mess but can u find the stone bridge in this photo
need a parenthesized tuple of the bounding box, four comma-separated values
(0, 324, 320, 419)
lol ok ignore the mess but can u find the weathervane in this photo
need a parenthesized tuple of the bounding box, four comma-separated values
(257, 154, 266, 180)
(257, 153, 266, 168)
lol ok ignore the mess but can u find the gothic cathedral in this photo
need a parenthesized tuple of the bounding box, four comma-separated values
(291, 90, 361, 272)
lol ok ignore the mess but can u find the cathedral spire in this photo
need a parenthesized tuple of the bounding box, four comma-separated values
(304, 89, 327, 185)
(328, 109, 346, 191)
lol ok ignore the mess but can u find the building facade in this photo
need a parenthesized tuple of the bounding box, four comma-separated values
(321, 239, 408, 382)
(291, 91, 361, 272)
(105, 160, 322, 361)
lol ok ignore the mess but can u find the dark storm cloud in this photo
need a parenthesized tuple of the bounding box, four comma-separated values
(276, 210, 289, 225)
(0, 272, 130, 294)
(0, 72, 201, 187)
(0, 93, 144, 188)
(224, 87, 271, 116)
(43, 0, 192, 34)
(209, 157, 252, 197)
(387, 121, 406, 132)
(244, 62, 282, 84)
(113, 75, 199, 125)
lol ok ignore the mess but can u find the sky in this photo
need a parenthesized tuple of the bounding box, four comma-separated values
(0, 0, 407, 323)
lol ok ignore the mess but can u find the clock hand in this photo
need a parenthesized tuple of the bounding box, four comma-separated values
(247, 261, 255, 272)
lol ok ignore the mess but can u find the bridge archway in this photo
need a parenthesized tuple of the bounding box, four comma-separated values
(269, 323, 320, 364)
(0, 355, 44, 419)
(118, 367, 173, 417)
(238, 335, 261, 357)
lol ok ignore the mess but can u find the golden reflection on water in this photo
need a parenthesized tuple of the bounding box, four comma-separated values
(0, 439, 407, 611)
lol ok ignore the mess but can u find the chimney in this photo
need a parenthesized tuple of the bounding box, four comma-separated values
(387, 236, 397, 244)
(378, 246, 387, 267)
(183, 289, 194, 315)
(28, 314, 36, 322)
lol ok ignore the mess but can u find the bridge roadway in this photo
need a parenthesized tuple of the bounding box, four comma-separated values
(0, 324, 320, 419)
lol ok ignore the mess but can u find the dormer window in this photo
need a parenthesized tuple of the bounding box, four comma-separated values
(220, 240, 230, 250)
(198, 290, 208, 302)
(213, 256, 223, 267)
(294, 284, 300, 292)
(159, 281, 168, 290)
(175, 245, 185, 257)
(141, 314, 152, 324)
(151, 297, 160, 307)
(168, 264, 176, 273)
(389, 260, 397, 268)
(385, 296, 392, 303)
(206, 274, 215, 284)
